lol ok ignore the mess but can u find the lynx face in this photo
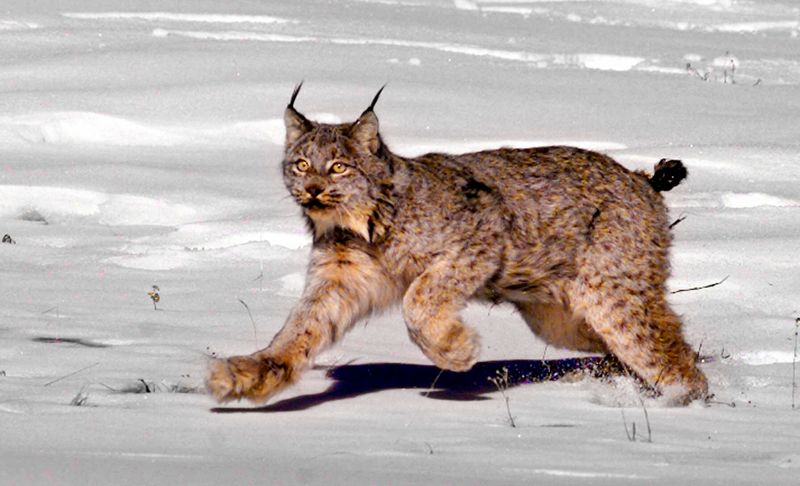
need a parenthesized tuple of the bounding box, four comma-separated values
(282, 96, 390, 242)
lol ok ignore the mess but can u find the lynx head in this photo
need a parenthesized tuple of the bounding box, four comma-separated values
(282, 84, 393, 242)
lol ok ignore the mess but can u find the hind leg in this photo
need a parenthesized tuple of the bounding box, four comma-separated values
(514, 301, 608, 353)
(573, 285, 707, 404)
(569, 202, 707, 404)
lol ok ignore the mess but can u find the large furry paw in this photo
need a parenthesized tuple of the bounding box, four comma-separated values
(206, 354, 291, 403)
(661, 369, 709, 406)
(417, 323, 481, 372)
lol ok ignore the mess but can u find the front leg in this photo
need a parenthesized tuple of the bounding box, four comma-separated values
(402, 249, 500, 371)
(207, 242, 398, 403)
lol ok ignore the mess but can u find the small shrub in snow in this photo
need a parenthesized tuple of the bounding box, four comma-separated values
(147, 285, 160, 310)
(488, 367, 516, 428)
(105, 379, 202, 394)
(70, 388, 90, 406)
(685, 51, 756, 85)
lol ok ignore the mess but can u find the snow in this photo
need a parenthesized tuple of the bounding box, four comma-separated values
(63, 12, 296, 25)
(0, 112, 297, 147)
(1, 0, 799, 484)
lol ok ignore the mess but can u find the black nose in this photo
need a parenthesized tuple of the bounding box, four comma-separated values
(305, 185, 323, 197)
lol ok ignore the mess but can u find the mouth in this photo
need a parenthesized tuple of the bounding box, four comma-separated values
(300, 199, 331, 211)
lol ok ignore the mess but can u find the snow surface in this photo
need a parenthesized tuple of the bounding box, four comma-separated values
(1, 0, 799, 484)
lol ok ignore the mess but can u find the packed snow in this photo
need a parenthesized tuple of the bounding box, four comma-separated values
(1, 0, 799, 484)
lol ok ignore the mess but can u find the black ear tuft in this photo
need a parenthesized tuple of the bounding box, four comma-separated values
(350, 85, 386, 154)
(288, 81, 304, 110)
(649, 159, 688, 192)
(284, 81, 313, 147)
(361, 84, 386, 116)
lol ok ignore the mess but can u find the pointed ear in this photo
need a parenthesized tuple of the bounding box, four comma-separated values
(285, 107, 312, 147)
(284, 82, 312, 147)
(350, 110, 380, 154)
(349, 85, 385, 154)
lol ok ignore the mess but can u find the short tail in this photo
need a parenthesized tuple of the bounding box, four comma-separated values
(648, 159, 687, 192)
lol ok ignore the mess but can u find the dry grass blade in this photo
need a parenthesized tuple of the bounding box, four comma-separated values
(671, 276, 729, 294)
(793, 318, 799, 409)
(238, 298, 259, 348)
(44, 362, 100, 387)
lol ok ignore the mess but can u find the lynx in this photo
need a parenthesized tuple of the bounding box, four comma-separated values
(207, 84, 708, 406)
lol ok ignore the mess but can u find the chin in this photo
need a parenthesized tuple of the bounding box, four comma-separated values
(306, 205, 372, 242)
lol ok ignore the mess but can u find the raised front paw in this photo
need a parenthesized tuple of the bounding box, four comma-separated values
(206, 354, 291, 403)
(412, 322, 481, 372)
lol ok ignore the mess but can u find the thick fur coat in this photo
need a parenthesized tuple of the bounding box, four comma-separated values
(207, 86, 707, 406)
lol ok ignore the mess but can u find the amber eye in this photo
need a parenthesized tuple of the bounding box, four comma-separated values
(330, 162, 347, 174)
(295, 160, 310, 172)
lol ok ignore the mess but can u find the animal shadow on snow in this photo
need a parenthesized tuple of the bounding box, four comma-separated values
(211, 356, 619, 413)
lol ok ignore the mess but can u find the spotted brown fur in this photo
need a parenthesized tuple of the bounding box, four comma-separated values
(206, 86, 707, 406)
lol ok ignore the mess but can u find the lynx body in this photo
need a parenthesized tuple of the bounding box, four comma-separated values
(207, 86, 708, 406)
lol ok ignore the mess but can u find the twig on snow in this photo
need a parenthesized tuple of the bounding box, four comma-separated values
(695, 340, 704, 363)
(669, 214, 688, 229)
(44, 362, 99, 387)
(793, 318, 799, 409)
(671, 276, 729, 294)
(622, 409, 635, 441)
(639, 396, 653, 442)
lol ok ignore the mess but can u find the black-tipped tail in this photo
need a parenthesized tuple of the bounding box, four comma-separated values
(649, 159, 687, 192)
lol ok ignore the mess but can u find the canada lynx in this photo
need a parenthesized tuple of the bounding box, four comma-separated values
(207, 85, 708, 406)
